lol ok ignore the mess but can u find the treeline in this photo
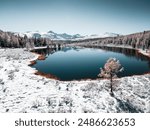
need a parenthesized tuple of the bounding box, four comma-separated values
(1, 29, 150, 51)
(73, 30, 150, 50)
(0, 30, 52, 48)
(99, 31, 150, 50)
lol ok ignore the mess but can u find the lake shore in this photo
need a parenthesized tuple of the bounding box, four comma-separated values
(78, 43, 150, 59)
(0, 48, 150, 113)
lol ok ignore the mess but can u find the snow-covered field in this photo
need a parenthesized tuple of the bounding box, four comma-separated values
(0, 49, 150, 113)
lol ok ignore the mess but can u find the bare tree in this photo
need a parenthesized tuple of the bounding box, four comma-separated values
(25, 42, 30, 51)
(29, 39, 35, 49)
(46, 38, 50, 48)
(98, 58, 123, 94)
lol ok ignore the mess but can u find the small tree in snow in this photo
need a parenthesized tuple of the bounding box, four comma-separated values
(26, 42, 30, 51)
(98, 58, 123, 94)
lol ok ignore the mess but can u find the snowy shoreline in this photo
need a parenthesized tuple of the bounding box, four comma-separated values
(0, 48, 150, 113)
(78, 43, 150, 59)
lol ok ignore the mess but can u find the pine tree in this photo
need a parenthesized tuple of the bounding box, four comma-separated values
(98, 58, 123, 94)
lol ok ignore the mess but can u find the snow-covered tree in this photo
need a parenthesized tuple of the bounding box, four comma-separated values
(98, 58, 123, 94)
(29, 39, 35, 49)
(26, 42, 30, 51)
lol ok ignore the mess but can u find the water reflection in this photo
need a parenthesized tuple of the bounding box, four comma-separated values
(31, 46, 150, 81)
(91, 46, 150, 62)
(33, 46, 150, 63)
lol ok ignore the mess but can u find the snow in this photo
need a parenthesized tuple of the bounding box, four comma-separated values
(102, 32, 120, 37)
(17, 31, 82, 40)
(0, 48, 150, 113)
(73, 32, 120, 41)
(138, 49, 150, 57)
(15, 31, 119, 40)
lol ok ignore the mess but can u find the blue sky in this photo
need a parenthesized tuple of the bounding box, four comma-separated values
(0, 0, 150, 35)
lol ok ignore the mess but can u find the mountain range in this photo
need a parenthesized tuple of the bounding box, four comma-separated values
(16, 31, 120, 40)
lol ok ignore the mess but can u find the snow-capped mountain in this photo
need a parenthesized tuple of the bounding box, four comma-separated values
(82, 32, 120, 39)
(102, 32, 120, 37)
(17, 31, 120, 40)
(18, 31, 84, 40)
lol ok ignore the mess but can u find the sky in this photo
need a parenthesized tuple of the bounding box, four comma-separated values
(0, 0, 150, 35)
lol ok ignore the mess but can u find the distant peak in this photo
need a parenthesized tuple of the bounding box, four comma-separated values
(74, 34, 81, 36)
(48, 30, 54, 33)
(101, 32, 120, 37)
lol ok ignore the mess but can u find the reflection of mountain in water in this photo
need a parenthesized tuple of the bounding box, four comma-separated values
(61, 46, 81, 52)
(32, 46, 150, 68)
(61, 47, 73, 52)
(32, 47, 82, 55)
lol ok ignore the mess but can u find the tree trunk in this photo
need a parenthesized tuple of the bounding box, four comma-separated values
(110, 74, 113, 93)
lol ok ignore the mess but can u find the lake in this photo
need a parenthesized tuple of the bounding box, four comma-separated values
(31, 46, 150, 81)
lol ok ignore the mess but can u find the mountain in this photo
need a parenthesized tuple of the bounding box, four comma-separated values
(81, 32, 120, 40)
(18, 31, 84, 40)
(18, 31, 119, 40)
(101, 32, 120, 37)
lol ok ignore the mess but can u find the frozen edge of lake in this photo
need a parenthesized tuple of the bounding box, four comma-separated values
(0, 48, 150, 113)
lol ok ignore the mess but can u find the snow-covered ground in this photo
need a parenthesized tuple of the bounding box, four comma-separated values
(0, 49, 150, 113)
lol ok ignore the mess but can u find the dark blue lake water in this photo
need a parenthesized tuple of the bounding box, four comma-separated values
(32, 47, 150, 81)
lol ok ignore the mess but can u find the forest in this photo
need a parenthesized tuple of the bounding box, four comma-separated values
(73, 31, 150, 51)
(0, 30, 52, 48)
(0, 29, 150, 51)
